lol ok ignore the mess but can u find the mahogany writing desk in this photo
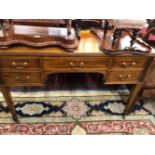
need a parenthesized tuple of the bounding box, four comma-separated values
(0, 31, 154, 122)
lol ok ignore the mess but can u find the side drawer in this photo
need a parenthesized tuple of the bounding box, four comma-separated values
(110, 57, 148, 70)
(107, 71, 141, 83)
(0, 59, 40, 70)
(0, 72, 43, 85)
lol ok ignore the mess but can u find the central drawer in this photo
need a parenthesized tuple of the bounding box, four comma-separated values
(43, 57, 109, 70)
(0, 59, 40, 70)
(0, 72, 43, 85)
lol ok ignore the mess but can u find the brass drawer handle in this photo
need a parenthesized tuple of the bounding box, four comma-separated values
(15, 75, 30, 83)
(70, 62, 84, 70)
(118, 74, 131, 80)
(122, 62, 136, 68)
(12, 61, 28, 69)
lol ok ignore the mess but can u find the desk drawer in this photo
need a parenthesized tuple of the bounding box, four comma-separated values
(107, 71, 141, 83)
(0, 59, 40, 70)
(0, 72, 42, 85)
(111, 57, 147, 69)
(43, 57, 109, 70)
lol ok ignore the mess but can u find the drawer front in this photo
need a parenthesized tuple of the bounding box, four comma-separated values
(111, 57, 147, 69)
(0, 72, 43, 85)
(0, 59, 40, 70)
(43, 57, 109, 70)
(107, 71, 141, 83)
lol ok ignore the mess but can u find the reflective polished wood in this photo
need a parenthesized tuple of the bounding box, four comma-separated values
(0, 19, 78, 51)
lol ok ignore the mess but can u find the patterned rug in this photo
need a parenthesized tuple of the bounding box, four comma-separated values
(0, 74, 155, 135)
(0, 119, 155, 135)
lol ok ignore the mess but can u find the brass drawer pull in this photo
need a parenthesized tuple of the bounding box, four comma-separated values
(70, 62, 84, 70)
(122, 62, 136, 68)
(12, 61, 28, 69)
(118, 74, 131, 80)
(15, 75, 30, 83)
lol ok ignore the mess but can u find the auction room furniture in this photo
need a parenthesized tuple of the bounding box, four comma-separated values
(0, 19, 78, 51)
(108, 19, 147, 47)
(0, 30, 154, 122)
(0, 18, 154, 122)
(143, 19, 155, 48)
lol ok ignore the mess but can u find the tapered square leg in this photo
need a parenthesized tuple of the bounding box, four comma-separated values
(0, 86, 19, 123)
(125, 83, 143, 114)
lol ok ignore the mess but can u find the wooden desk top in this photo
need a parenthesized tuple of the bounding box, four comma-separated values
(0, 30, 154, 57)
